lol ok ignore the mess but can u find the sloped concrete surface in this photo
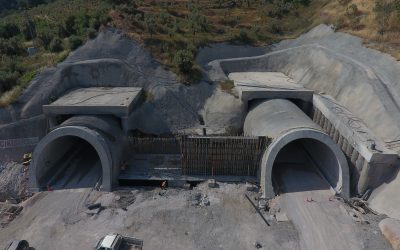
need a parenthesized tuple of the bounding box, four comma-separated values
(379, 218, 400, 250)
(209, 24, 400, 147)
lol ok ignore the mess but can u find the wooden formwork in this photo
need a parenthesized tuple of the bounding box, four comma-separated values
(180, 136, 269, 176)
(128, 135, 269, 177)
(128, 136, 180, 154)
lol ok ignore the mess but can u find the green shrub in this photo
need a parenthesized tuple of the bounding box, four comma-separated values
(18, 70, 36, 88)
(87, 28, 97, 39)
(0, 23, 20, 39)
(0, 70, 19, 94)
(346, 4, 360, 17)
(268, 0, 294, 18)
(99, 14, 111, 26)
(374, 1, 394, 35)
(69, 35, 83, 50)
(74, 13, 90, 35)
(57, 50, 70, 63)
(338, 0, 351, 5)
(173, 49, 194, 73)
(57, 24, 68, 38)
(65, 15, 76, 36)
(49, 37, 63, 52)
(90, 18, 101, 30)
(0, 38, 25, 56)
(22, 20, 36, 40)
(219, 79, 235, 93)
(37, 29, 54, 49)
(233, 29, 252, 44)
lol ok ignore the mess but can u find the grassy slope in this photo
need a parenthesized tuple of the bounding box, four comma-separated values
(1, 0, 400, 107)
(317, 0, 400, 59)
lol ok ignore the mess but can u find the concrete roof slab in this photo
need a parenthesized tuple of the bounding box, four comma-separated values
(228, 72, 314, 104)
(43, 87, 143, 117)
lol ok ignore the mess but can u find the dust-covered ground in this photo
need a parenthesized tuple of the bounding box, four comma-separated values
(0, 181, 390, 250)
(0, 183, 300, 250)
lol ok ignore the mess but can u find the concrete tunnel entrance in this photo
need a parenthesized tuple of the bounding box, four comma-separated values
(272, 138, 343, 195)
(35, 135, 102, 190)
(30, 123, 117, 192)
(244, 99, 350, 199)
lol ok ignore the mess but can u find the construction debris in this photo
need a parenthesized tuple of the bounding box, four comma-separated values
(0, 203, 23, 228)
(254, 241, 262, 249)
(190, 193, 210, 207)
(22, 153, 32, 166)
(245, 194, 270, 226)
(275, 212, 289, 222)
(86, 207, 103, 216)
(87, 203, 102, 210)
(337, 195, 378, 215)
(208, 179, 218, 188)
(246, 182, 258, 192)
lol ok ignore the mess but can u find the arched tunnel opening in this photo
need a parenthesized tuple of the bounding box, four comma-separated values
(272, 138, 341, 195)
(244, 98, 350, 198)
(36, 135, 103, 190)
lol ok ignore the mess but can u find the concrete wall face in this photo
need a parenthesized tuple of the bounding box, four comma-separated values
(312, 97, 398, 195)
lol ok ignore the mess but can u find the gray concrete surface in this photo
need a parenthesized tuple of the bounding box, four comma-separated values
(43, 87, 143, 117)
(379, 218, 400, 250)
(275, 163, 390, 250)
(228, 72, 314, 110)
(0, 184, 300, 250)
(369, 168, 400, 220)
(244, 99, 349, 198)
(312, 94, 398, 195)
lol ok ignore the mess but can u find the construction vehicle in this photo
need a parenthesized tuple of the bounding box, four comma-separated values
(5, 240, 29, 250)
(94, 233, 143, 250)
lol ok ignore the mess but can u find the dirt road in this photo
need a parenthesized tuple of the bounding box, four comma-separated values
(275, 164, 390, 250)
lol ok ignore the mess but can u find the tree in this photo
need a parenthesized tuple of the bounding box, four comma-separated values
(37, 28, 54, 49)
(188, 7, 208, 41)
(0, 23, 20, 39)
(0, 38, 25, 56)
(87, 28, 97, 39)
(144, 13, 156, 38)
(65, 15, 76, 36)
(69, 35, 82, 50)
(22, 20, 36, 40)
(173, 49, 194, 73)
(49, 37, 63, 52)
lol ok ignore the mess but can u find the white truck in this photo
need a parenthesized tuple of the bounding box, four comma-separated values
(94, 233, 143, 250)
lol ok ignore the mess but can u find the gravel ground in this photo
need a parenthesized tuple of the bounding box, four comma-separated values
(0, 183, 300, 250)
(0, 162, 29, 202)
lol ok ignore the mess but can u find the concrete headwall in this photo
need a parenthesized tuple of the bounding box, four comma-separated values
(244, 99, 349, 198)
(29, 115, 126, 191)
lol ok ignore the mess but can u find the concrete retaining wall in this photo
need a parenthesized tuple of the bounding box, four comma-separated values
(312, 95, 398, 195)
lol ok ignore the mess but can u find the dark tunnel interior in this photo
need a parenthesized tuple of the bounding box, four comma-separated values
(37, 136, 102, 190)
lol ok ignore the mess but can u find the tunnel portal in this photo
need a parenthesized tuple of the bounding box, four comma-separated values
(244, 99, 350, 198)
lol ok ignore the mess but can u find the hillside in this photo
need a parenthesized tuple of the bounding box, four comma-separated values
(1, 0, 400, 107)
